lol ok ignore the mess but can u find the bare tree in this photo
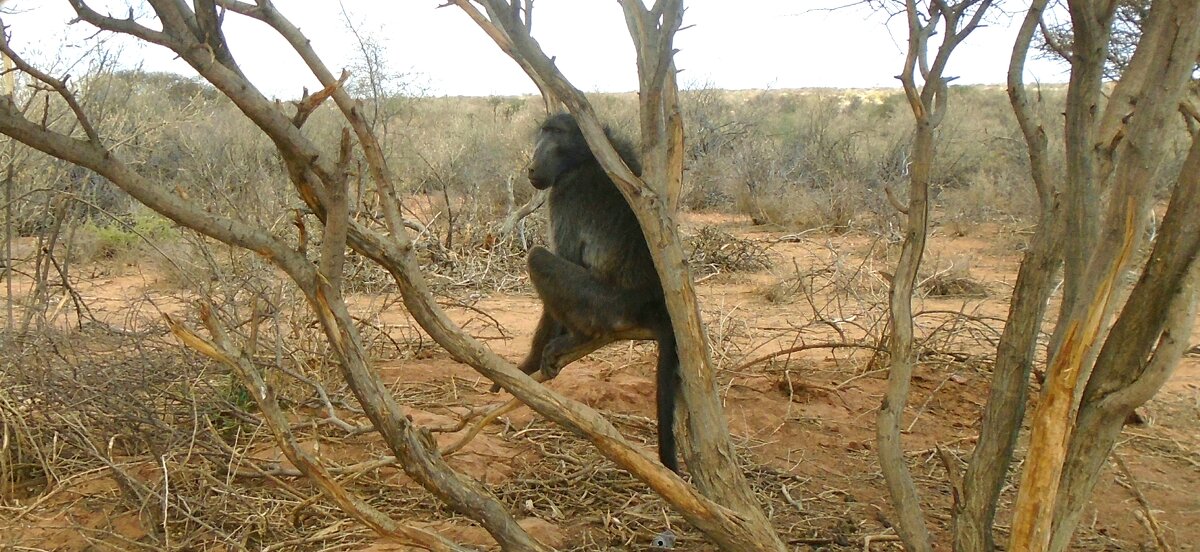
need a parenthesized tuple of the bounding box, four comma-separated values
(0, 1, 786, 550)
(1008, 0, 1200, 549)
(868, 0, 1200, 550)
(866, 1, 994, 550)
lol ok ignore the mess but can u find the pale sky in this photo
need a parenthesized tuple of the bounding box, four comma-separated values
(2, 2, 1068, 98)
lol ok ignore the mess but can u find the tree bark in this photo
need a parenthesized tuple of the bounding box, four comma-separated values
(953, 2, 1062, 549)
(878, 118, 934, 552)
(1011, 0, 1200, 549)
(1043, 0, 1114, 370)
(1047, 60, 1200, 550)
(1008, 217, 1133, 551)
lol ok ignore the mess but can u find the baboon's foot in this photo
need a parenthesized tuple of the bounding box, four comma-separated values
(491, 359, 541, 392)
(539, 359, 563, 381)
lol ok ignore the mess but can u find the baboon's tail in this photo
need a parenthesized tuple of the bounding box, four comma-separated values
(656, 328, 681, 474)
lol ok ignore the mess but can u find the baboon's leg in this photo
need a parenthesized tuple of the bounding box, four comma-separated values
(527, 246, 645, 336)
(537, 325, 660, 380)
(492, 310, 563, 392)
(518, 311, 563, 375)
(522, 246, 659, 380)
(539, 332, 617, 379)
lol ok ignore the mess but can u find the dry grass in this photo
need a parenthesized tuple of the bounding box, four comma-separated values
(686, 226, 772, 277)
(2, 228, 1192, 550)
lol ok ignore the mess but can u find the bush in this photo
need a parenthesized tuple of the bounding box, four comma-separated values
(78, 210, 180, 262)
(672, 86, 1072, 230)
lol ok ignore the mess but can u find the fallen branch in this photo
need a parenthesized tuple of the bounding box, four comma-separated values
(732, 341, 884, 373)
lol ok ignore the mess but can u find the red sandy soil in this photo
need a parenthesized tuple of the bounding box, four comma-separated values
(2, 213, 1197, 550)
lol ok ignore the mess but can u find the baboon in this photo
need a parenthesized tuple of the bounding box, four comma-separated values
(511, 112, 681, 473)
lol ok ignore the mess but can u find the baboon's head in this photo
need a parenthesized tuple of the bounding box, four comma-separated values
(528, 113, 592, 190)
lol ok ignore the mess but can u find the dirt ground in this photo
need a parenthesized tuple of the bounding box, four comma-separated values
(2, 213, 1198, 551)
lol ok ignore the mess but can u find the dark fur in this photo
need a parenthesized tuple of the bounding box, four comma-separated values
(516, 113, 680, 473)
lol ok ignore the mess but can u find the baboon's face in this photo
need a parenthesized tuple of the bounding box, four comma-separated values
(528, 114, 590, 190)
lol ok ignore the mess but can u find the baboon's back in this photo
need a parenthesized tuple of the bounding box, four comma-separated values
(547, 158, 661, 297)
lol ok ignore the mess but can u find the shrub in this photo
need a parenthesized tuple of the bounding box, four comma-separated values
(78, 210, 180, 262)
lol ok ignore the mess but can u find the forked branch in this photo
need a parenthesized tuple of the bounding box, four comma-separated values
(880, 2, 995, 551)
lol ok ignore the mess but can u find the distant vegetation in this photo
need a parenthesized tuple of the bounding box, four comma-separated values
(5, 70, 1090, 263)
(8, 70, 1192, 291)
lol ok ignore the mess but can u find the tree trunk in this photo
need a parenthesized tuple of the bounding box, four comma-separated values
(1012, 0, 1200, 549)
(878, 119, 934, 552)
(953, 2, 1061, 548)
(879, 2, 996, 549)
(953, 213, 1061, 552)
(1044, 2, 1113, 367)
(1048, 99, 1200, 552)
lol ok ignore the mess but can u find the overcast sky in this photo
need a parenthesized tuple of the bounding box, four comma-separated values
(2, 1, 1069, 98)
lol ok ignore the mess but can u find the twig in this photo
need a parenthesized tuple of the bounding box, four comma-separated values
(732, 341, 884, 373)
(4, 164, 12, 330)
(884, 184, 909, 214)
(935, 445, 963, 510)
(864, 533, 902, 550)
(166, 307, 475, 552)
(781, 483, 804, 513)
(0, 31, 100, 143)
(1115, 454, 1173, 552)
(443, 371, 550, 456)
(836, 368, 888, 391)
(499, 182, 546, 236)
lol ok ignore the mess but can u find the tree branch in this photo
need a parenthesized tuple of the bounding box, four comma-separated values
(167, 308, 475, 552)
(0, 22, 99, 144)
(880, 2, 995, 550)
(68, 0, 177, 47)
(952, 2, 1064, 550)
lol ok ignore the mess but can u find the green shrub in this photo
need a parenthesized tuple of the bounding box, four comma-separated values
(80, 211, 180, 261)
